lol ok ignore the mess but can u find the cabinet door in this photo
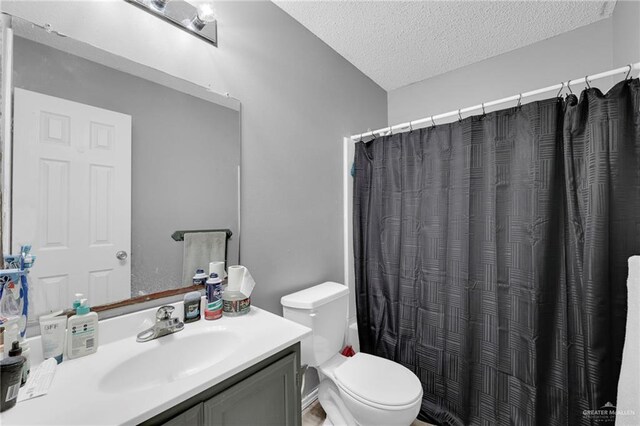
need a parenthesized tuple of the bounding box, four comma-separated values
(161, 403, 203, 426)
(204, 353, 299, 426)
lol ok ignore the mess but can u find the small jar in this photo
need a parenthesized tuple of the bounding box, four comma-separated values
(222, 291, 251, 317)
(0, 356, 24, 412)
(7, 341, 28, 386)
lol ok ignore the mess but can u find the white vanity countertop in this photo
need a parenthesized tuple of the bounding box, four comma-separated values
(1, 304, 311, 425)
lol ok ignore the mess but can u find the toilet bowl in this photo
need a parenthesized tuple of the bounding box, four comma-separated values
(281, 282, 422, 426)
(318, 352, 422, 426)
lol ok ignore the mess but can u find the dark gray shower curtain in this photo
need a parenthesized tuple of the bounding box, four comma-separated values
(353, 79, 640, 426)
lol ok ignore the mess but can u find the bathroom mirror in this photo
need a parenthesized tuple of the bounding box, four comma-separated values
(0, 13, 241, 324)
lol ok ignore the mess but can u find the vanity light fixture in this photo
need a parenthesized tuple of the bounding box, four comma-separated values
(125, 0, 218, 47)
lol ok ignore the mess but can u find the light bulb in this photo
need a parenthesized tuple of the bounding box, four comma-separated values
(196, 4, 216, 23)
(150, 0, 169, 12)
(189, 3, 216, 31)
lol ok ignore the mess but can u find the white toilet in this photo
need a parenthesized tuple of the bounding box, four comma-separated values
(281, 282, 423, 426)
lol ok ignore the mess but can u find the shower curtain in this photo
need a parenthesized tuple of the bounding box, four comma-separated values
(353, 79, 640, 426)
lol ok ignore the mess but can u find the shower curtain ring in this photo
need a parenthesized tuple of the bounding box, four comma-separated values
(567, 80, 573, 95)
(458, 109, 463, 122)
(626, 64, 633, 80)
(481, 102, 486, 116)
(517, 94, 522, 108)
(430, 116, 436, 129)
(409, 121, 413, 132)
(585, 75, 591, 89)
(556, 82, 564, 98)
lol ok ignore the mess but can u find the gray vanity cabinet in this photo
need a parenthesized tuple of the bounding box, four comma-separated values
(204, 353, 298, 425)
(161, 404, 203, 426)
(143, 344, 301, 426)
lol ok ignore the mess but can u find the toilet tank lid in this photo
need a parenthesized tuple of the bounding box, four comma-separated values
(281, 282, 348, 309)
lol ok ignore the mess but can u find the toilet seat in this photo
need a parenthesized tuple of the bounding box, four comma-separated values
(337, 380, 423, 412)
(333, 353, 423, 409)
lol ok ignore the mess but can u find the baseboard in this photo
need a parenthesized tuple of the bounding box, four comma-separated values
(301, 387, 319, 411)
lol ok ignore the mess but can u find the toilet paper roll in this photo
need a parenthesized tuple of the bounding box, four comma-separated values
(209, 261, 227, 279)
(240, 268, 256, 298)
(227, 265, 244, 292)
(227, 265, 256, 297)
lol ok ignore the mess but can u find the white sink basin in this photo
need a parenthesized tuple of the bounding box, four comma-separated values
(98, 330, 239, 393)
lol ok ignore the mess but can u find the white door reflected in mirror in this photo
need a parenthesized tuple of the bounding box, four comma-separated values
(12, 88, 132, 317)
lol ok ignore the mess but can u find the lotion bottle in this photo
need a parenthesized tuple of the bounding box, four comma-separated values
(66, 296, 98, 359)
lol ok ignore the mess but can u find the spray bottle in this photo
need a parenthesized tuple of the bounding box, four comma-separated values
(2, 245, 36, 338)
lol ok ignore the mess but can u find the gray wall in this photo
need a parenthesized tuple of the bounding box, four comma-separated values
(613, 0, 640, 67)
(13, 36, 240, 296)
(388, 16, 624, 124)
(216, 2, 387, 314)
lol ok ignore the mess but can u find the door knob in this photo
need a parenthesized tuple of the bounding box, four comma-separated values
(116, 250, 128, 261)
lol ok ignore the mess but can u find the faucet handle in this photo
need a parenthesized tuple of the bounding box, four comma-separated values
(156, 305, 175, 321)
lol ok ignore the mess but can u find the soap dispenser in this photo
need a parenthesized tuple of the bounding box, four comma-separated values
(66, 295, 99, 359)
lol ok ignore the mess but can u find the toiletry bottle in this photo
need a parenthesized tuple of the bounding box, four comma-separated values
(39, 313, 67, 364)
(72, 294, 82, 311)
(2, 319, 19, 359)
(204, 273, 223, 320)
(183, 291, 202, 323)
(7, 341, 27, 386)
(66, 296, 99, 359)
(20, 341, 30, 385)
(193, 269, 208, 285)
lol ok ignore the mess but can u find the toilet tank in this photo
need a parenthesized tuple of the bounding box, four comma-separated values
(281, 282, 349, 367)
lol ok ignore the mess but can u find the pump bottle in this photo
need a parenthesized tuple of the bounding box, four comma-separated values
(66, 295, 99, 359)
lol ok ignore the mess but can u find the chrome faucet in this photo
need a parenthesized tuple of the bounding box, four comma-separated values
(136, 306, 185, 343)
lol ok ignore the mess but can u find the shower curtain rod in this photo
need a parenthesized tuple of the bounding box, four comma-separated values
(351, 62, 640, 141)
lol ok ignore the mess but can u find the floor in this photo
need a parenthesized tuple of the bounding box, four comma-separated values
(302, 400, 435, 426)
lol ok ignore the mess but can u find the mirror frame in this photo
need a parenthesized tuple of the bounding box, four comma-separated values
(0, 12, 242, 328)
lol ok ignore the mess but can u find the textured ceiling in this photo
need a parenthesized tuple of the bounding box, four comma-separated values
(273, 0, 616, 91)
